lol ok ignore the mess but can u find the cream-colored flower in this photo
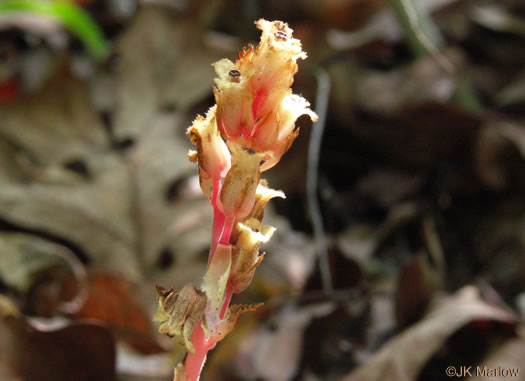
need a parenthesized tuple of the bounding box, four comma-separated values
(253, 93, 318, 171)
(218, 143, 263, 220)
(212, 59, 255, 143)
(230, 218, 275, 294)
(186, 105, 231, 198)
(242, 19, 306, 120)
(212, 19, 316, 171)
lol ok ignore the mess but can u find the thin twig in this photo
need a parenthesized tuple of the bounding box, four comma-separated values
(306, 67, 333, 294)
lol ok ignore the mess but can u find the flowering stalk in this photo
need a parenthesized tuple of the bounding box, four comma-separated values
(155, 19, 317, 381)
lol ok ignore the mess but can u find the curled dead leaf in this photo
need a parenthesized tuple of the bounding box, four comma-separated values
(468, 335, 525, 381)
(210, 303, 264, 346)
(340, 286, 517, 381)
(154, 283, 207, 354)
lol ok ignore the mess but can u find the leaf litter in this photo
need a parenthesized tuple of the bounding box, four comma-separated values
(2, 1, 525, 380)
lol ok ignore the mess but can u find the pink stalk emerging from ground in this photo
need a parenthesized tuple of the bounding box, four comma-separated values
(154, 19, 317, 381)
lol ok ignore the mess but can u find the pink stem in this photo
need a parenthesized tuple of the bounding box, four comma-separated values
(209, 179, 225, 265)
(219, 216, 235, 245)
(184, 185, 237, 380)
(183, 321, 209, 381)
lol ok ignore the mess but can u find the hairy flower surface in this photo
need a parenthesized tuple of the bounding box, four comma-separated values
(230, 218, 275, 294)
(213, 19, 317, 171)
(187, 106, 231, 199)
(218, 143, 262, 221)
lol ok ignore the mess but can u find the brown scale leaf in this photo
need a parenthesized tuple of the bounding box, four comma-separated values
(210, 303, 264, 346)
(154, 283, 207, 354)
(173, 363, 189, 381)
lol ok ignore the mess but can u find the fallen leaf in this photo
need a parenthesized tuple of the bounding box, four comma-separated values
(356, 169, 423, 208)
(69, 271, 165, 354)
(0, 316, 116, 381)
(236, 303, 334, 381)
(340, 286, 517, 381)
(0, 67, 107, 167)
(0, 64, 210, 282)
(469, 4, 525, 38)
(128, 111, 202, 270)
(354, 49, 465, 116)
(395, 253, 442, 328)
(0, 152, 140, 279)
(0, 233, 68, 293)
(468, 334, 525, 381)
(114, 5, 236, 140)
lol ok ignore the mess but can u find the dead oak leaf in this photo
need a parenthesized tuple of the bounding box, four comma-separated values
(0, 67, 107, 168)
(114, 5, 237, 140)
(68, 271, 165, 354)
(468, 334, 525, 381)
(340, 286, 517, 381)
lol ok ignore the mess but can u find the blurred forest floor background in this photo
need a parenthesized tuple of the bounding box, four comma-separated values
(1, 0, 525, 380)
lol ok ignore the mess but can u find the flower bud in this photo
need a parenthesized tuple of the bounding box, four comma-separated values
(243, 19, 306, 120)
(187, 106, 231, 197)
(212, 19, 313, 167)
(218, 143, 264, 221)
(213, 59, 255, 142)
(230, 218, 275, 294)
(255, 93, 318, 171)
(249, 179, 285, 222)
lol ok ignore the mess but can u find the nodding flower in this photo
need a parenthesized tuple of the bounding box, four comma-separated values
(187, 105, 231, 199)
(212, 19, 317, 171)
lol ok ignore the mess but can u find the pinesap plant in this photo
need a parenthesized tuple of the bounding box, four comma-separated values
(155, 19, 317, 381)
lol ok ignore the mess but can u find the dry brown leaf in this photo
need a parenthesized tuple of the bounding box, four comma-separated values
(70, 271, 164, 354)
(0, 68, 107, 167)
(0, 233, 69, 293)
(468, 335, 525, 381)
(155, 283, 207, 353)
(258, 214, 317, 294)
(211, 303, 263, 345)
(114, 5, 236, 140)
(0, 65, 210, 282)
(354, 49, 465, 116)
(0, 152, 140, 278)
(0, 316, 116, 381)
(236, 303, 334, 381)
(340, 286, 517, 381)
(128, 112, 203, 269)
(395, 253, 442, 328)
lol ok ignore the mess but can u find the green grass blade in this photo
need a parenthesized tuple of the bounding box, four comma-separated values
(0, 0, 108, 60)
